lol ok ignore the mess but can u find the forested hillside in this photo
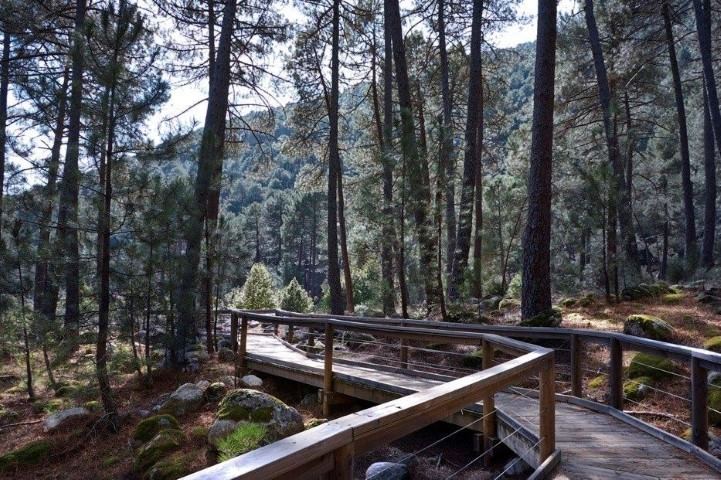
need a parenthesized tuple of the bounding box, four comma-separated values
(2, 0, 721, 477)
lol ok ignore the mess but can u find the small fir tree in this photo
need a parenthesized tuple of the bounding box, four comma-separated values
(279, 278, 313, 313)
(239, 264, 276, 310)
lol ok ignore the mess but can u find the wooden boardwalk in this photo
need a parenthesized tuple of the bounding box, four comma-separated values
(245, 334, 719, 479)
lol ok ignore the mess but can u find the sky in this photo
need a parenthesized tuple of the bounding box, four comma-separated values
(152, 0, 578, 141)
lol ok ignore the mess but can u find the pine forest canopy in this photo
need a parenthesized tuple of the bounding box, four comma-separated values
(0, 0, 720, 432)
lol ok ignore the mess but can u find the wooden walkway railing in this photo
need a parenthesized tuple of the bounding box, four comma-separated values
(272, 308, 721, 467)
(183, 309, 559, 480)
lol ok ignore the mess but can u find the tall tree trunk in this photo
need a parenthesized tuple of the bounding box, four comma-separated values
(34, 66, 69, 325)
(694, 0, 721, 169)
(703, 80, 717, 268)
(663, 1, 697, 269)
(326, 0, 344, 315)
(397, 152, 409, 317)
(695, 0, 720, 268)
(449, 0, 483, 301)
(97, 88, 118, 430)
(607, 195, 619, 301)
(176, 0, 237, 363)
(203, 0, 219, 355)
(57, 0, 88, 334)
(584, 0, 641, 285)
(337, 169, 354, 312)
(437, 0, 456, 283)
(471, 54, 484, 299)
(13, 224, 35, 401)
(374, 25, 395, 316)
(0, 31, 9, 239)
(385, 0, 444, 313)
(521, 0, 557, 320)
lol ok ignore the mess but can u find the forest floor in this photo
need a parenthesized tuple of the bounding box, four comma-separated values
(1, 289, 720, 479)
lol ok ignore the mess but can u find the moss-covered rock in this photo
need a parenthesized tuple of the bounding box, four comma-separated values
(627, 353, 676, 381)
(217, 389, 303, 441)
(135, 429, 184, 472)
(43, 407, 93, 434)
(446, 302, 480, 323)
(623, 376, 654, 401)
(623, 314, 674, 341)
(32, 398, 64, 414)
(158, 383, 206, 417)
(622, 282, 673, 301)
(704, 337, 721, 353)
(519, 308, 562, 328)
(205, 382, 227, 402)
(144, 452, 190, 480)
(461, 350, 483, 369)
(133, 415, 181, 444)
(0, 440, 52, 472)
(498, 298, 521, 310)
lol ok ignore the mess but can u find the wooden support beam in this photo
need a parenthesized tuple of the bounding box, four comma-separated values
(691, 357, 709, 450)
(608, 338, 623, 410)
(332, 443, 353, 480)
(570, 334, 582, 397)
(539, 356, 556, 461)
(323, 323, 334, 417)
(231, 313, 239, 353)
(400, 320, 409, 369)
(482, 339, 496, 465)
(239, 316, 248, 376)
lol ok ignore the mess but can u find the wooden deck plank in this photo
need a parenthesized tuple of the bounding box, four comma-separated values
(245, 334, 721, 479)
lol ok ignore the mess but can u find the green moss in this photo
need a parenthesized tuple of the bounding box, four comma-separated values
(144, 452, 189, 480)
(0, 440, 52, 472)
(32, 398, 65, 414)
(559, 297, 577, 308)
(249, 407, 273, 423)
(519, 308, 562, 328)
(588, 375, 606, 389)
(217, 404, 251, 422)
(623, 376, 654, 401)
(498, 298, 520, 310)
(627, 353, 676, 381)
(304, 418, 327, 429)
(133, 415, 181, 444)
(704, 337, 721, 353)
(461, 350, 483, 369)
(578, 294, 595, 307)
(710, 389, 721, 426)
(135, 429, 184, 472)
(102, 455, 120, 467)
(84, 400, 101, 411)
(661, 293, 685, 304)
(217, 423, 267, 462)
(190, 426, 208, 441)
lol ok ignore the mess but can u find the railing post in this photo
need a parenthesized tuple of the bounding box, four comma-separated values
(239, 315, 248, 376)
(323, 322, 334, 417)
(400, 320, 409, 369)
(332, 443, 354, 480)
(481, 339, 496, 465)
(539, 355, 556, 461)
(691, 357, 709, 450)
(230, 312, 238, 353)
(608, 338, 623, 409)
(570, 334, 582, 397)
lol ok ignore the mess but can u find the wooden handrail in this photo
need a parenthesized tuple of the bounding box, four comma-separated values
(219, 307, 721, 456)
(183, 330, 554, 480)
